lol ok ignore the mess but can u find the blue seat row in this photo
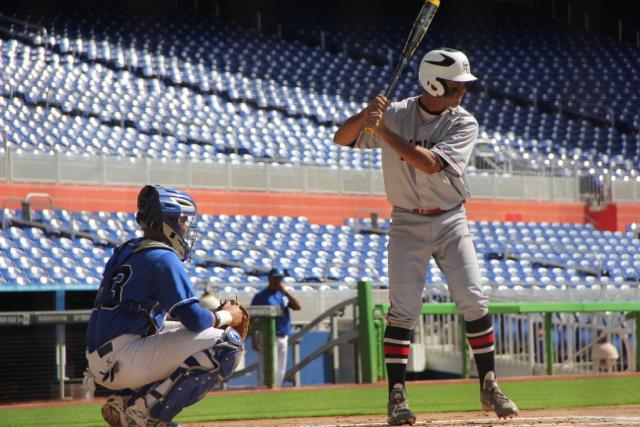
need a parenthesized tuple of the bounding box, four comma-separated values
(1, 209, 638, 290)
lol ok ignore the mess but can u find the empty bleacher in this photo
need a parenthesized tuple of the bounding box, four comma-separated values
(1, 2, 639, 177)
(1, 208, 638, 299)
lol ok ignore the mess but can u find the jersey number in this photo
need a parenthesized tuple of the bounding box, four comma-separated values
(111, 265, 133, 302)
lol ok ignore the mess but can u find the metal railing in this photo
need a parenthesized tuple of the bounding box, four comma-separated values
(5, 151, 637, 201)
(503, 238, 606, 278)
(358, 277, 640, 382)
(1, 197, 122, 245)
(0, 13, 48, 46)
(285, 297, 358, 385)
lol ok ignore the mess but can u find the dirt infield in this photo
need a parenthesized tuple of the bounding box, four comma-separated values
(186, 406, 640, 427)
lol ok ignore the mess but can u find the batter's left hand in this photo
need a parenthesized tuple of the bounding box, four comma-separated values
(365, 94, 390, 134)
(365, 109, 386, 134)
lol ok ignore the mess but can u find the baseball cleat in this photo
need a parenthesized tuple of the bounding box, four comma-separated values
(125, 397, 152, 427)
(480, 372, 519, 419)
(387, 383, 416, 426)
(125, 397, 181, 427)
(101, 395, 129, 427)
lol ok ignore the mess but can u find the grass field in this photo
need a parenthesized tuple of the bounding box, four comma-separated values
(1, 376, 639, 426)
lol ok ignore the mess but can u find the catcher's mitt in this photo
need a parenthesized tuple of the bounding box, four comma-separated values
(216, 300, 250, 340)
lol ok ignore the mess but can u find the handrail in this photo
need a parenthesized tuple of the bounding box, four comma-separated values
(286, 296, 358, 385)
(473, 152, 505, 174)
(283, 330, 358, 383)
(1, 200, 122, 246)
(1, 196, 36, 227)
(195, 237, 274, 275)
(0, 13, 48, 45)
(25, 192, 55, 208)
(289, 296, 357, 344)
(562, 326, 626, 363)
(473, 138, 506, 174)
(556, 96, 615, 128)
(375, 301, 640, 315)
(350, 208, 389, 235)
(503, 237, 605, 276)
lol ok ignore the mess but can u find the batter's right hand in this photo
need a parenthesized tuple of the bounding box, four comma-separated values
(369, 94, 390, 111)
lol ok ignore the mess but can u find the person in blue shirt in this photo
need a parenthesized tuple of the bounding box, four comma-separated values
(84, 185, 245, 427)
(250, 268, 301, 386)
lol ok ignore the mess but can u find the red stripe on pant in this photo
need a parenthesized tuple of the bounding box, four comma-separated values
(468, 334, 494, 348)
(384, 346, 410, 356)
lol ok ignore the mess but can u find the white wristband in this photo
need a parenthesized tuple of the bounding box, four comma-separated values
(215, 310, 233, 327)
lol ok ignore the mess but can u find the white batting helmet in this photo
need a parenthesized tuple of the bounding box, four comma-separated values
(418, 48, 477, 97)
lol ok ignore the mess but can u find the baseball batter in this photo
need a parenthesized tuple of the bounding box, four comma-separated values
(334, 48, 518, 425)
(84, 185, 248, 427)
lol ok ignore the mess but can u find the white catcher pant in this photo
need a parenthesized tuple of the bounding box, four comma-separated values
(257, 335, 289, 387)
(275, 335, 289, 386)
(387, 205, 489, 330)
(86, 323, 226, 391)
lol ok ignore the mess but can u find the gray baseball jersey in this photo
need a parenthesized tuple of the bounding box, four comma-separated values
(355, 96, 487, 328)
(356, 96, 478, 211)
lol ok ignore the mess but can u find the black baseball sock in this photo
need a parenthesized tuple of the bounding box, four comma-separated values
(384, 325, 412, 393)
(465, 314, 495, 388)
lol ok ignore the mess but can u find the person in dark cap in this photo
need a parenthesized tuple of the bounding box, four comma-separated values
(251, 268, 302, 386)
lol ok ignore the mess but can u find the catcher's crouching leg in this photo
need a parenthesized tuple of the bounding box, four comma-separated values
(127, 327, 244, 425)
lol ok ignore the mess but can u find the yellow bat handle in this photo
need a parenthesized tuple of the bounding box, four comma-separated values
(364, 127, 375, 135)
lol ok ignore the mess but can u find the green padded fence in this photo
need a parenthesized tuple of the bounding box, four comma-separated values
(357, 281, 640, 381)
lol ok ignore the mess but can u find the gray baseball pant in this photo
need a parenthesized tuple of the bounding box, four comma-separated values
(387, 205, 489, 329)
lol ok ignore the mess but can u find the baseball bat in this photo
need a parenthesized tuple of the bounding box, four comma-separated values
(364, 0, 440, 135)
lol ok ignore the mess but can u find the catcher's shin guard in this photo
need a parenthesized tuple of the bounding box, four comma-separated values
(148, 328, 244, 422)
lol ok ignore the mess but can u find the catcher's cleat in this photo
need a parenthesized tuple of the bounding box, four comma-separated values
(101, 395, 130, 427)
(387, 383, 416, 426)
(125, 397, 182, 427)
(480, 372, 519, 419)
(125, 398, 152, 427)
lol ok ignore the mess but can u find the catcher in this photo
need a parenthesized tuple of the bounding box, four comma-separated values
(83, 185, 250, 427)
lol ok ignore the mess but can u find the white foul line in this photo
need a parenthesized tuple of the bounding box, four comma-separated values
(299, 415, 640, 427)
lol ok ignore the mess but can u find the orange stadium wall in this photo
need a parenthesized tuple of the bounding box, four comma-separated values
(0, 183, 637, 230)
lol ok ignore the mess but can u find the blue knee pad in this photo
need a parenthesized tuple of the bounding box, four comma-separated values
(149, 328, 243, 422)
(149, 369, 217, 422)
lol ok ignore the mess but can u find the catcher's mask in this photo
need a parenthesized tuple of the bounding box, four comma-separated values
(419, 48, 477, 97)
(136, 185, 198, 261)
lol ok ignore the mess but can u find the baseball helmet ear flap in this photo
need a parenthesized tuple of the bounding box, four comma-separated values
(145, 213, 162, 231)
(421, 75, 446, 97)
(136, 185, 163, 231)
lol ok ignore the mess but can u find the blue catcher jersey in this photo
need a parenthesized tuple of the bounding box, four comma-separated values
(251, 289, 292, 337)
(86, 238, 198, 352)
